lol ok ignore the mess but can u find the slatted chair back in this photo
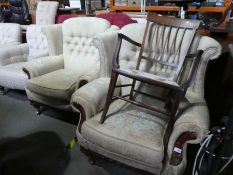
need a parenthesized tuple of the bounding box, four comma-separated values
(137, 12, 200, 82)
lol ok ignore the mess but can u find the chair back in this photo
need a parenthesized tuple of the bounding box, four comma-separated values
(62, 17, 111, 80)
(0, 23, 21, 47)
(36, 1, 58, 25)
(26, 25, 49, 61)
(137, 12, 200, 82)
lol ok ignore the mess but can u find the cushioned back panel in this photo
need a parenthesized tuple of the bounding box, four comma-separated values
(63, 17, 111, 79)
(26, 25, 49, 61)
(0, 23, 21, 46)
(36, 1, 58, 25)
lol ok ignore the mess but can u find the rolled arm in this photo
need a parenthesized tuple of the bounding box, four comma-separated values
(23, 55, 64, 79)
(167, 104, 210, 165)
(0, 43, 29, 66)
(93, 30, 119, 77)
(71, 77, 111, 120)
(186, 36, 222, 103)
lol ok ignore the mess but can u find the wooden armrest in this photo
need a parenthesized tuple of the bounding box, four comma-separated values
(112, 33, 141, 69)
(181, 50, 204, 89)
(170, 132, 197, 165)
(118, 33, 142, 47)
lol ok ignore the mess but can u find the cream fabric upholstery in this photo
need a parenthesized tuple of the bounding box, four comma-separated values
(0, 23, 21, 48)
(24, 17, 119, 110)
(36, 1, 59, 25)
(0, 25, 52, 90)
(71, 23, 222, 174)
(21, 1, 59, 30)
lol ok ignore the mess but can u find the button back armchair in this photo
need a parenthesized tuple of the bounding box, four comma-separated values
(23, 17, 119, 113)
(0, 23, 21, 48)
(71, 16, 222, 174)
(0, 24, 55, 94)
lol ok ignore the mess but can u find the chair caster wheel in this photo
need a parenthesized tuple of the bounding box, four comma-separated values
(88, 157, 95, 165)
(0, 87, 9, 95)
(36, 106, 44, 115)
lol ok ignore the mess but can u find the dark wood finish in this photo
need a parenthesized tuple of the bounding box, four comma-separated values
(72, 102, 86, 132)
(170, 132, 197, 165)
(99, 12, 203, 164)
(22, 68, 31, 79)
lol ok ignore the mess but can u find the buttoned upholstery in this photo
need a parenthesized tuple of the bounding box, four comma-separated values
(0, 23, 21, 48)
(23, 17, 119, 111)
(36, 1, 59, 25)
(0, 25, 52, 91)
(21, 1, 59, 31)
(71, 23, 222, 175)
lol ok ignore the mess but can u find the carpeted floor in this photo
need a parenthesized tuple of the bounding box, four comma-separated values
(0, 90, 150, 175)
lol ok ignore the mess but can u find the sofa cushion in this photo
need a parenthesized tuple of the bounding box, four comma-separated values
(27, 69, 87, 100)
(0, 62, 28, 90)
(96, 13, 137, 28)
(81, 100, 166, 169)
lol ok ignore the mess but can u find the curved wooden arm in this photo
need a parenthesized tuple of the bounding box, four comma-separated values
(22, 68, 31, 79)
(170, 132, 197, 166)
(72, 102, 86, 132)
(112, 33, 142, 69)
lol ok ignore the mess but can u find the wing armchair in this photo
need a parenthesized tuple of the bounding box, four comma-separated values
(23, 17, 119, 113)
(0, 24, 58, 94)
(70, 23, 222, 175)
(0, 23, 21, 48)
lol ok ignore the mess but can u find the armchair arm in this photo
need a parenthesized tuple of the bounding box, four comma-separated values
(42, 24, 63, 56)
(23, 55, 64, 79)
(93, 30, 119, 77)
(0, 43, 29, 66)
(167, 103, 210, 165)
(71, 77, 111, 120)
(186, 36, 222, 103)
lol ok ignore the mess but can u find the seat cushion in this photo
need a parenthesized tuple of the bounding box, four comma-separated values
(0, 62, 28, 90)
(80, 100, 166, 172)
(27, 69, 86, 100)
